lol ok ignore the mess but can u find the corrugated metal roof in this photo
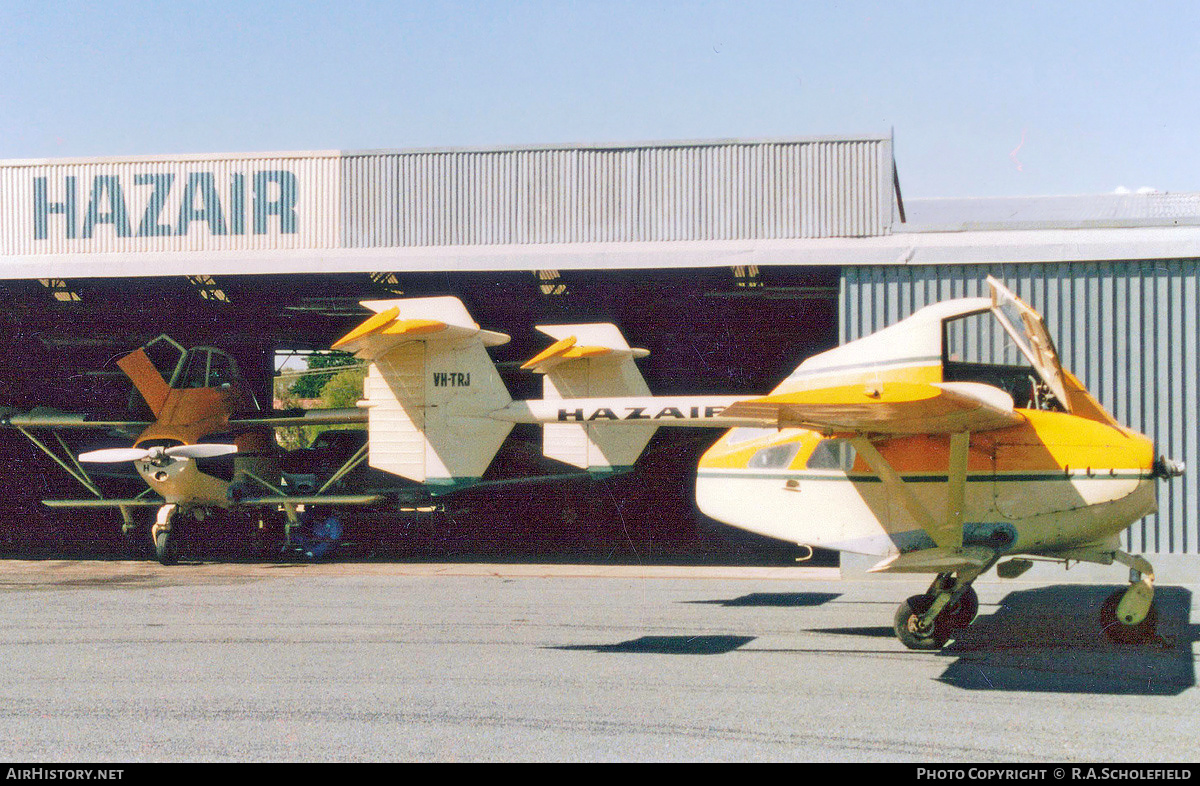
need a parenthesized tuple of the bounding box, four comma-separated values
(902, 192, 1200, 232)
(341, 138, 895, 247)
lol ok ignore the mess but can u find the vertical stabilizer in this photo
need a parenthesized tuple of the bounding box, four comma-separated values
(523, 324, 655, 471)
(116, 349, 172, 416)
(334, 297, 513, 484)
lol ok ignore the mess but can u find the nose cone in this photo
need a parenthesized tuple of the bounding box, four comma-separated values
(1153, 454, 1186, 479)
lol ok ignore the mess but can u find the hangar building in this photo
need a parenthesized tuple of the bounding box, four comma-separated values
(0, 134, 1195, 562)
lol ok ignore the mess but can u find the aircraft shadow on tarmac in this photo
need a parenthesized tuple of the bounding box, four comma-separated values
(685, 591, 842, 608)
(552, 635, 756, 655)
(814, 584, 1197, 696)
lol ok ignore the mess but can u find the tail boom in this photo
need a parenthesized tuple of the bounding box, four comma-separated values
(492, 396, 750, 427)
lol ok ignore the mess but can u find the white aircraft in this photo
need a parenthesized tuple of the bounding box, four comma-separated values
(328, 276, 1183, 649)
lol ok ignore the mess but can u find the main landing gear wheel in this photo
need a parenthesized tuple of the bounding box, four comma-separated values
(894, 595, 949, 651)
(1100, 588, 1159, 644)
(893, 586, 979, 651)
(154, 529, 178, 566)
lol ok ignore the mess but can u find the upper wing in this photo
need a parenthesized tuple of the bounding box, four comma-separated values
(230, 408, 367, 427)
(719, 381, 1022, 435)
(0, 407, 151, 430)
(0, 406, 368, 430)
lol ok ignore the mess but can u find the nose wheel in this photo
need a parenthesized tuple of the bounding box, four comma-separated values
(1100, 589, 1159, 644)
(151, 504, 180, 566)
(1101, 552, 1160, 645)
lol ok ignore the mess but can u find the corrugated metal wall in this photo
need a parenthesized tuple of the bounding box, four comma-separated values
(341, 138, 895, 247)
(841, 262, 1199, 555)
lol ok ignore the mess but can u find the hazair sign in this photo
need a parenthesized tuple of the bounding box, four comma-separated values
(33, 171, 298, 240)
(0, 154, 341, 254)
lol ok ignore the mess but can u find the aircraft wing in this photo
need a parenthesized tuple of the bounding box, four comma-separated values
(44, 493, 385, 509)
(1, 407, 368, 431)
(230, 408, 368, 427)
(42, 498, 164, 508)
(0, 408, 151, 430)
(719, 381, 1022, 435)
(234, 494, 384, 506)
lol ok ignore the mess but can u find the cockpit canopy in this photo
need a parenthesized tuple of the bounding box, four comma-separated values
(782, 277, 1071, 413)
(942, 306, 1064, 411)
(139, 334, 259, 409)
(141, 334, 243, 389)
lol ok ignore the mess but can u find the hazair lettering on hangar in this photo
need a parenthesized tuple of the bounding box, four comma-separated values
(31, 171, 299, 240)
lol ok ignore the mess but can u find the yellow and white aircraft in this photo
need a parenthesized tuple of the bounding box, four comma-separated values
(329, 276, 1184, 649)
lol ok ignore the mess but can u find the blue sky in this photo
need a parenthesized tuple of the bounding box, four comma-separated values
(2, 1, 1197, 198)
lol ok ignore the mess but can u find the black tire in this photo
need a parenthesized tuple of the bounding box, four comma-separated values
(894, 594, 949, 650)
(1100, 588, 1158, 644)
(939, 586, 980, 632)
(154, 529, 178, 566)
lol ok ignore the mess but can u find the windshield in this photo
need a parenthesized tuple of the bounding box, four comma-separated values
(987, 277, 1071, 411)
(942, 306, 1065, 412)
(141, 335, 186, 386)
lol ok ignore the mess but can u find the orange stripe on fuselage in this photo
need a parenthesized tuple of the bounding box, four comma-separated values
(700, 409, 1153, 475)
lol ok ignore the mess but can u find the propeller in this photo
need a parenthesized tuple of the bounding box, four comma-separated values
(79, 444, 238, 464)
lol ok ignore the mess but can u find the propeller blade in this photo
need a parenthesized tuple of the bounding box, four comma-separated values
(165, 444, 238, 459)
(79, 447, 151, 463)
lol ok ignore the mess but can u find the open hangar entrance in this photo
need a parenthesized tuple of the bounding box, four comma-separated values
(4, 138, 1199, 568)
(0, 265, 841, 564)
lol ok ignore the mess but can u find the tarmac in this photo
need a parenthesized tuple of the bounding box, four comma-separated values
(0, 557, 1195, 762)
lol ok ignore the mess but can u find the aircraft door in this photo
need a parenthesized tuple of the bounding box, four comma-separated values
(987, 276, 1071, 411)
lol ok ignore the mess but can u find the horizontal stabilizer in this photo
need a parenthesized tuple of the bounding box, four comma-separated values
(719, 382, 1020, 435)
(521, 324, 649, 374)
(333, 297, 510, 360)
(868, 546, 996, 574)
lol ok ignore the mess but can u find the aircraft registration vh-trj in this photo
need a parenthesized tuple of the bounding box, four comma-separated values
(1, 276, 1184, 650)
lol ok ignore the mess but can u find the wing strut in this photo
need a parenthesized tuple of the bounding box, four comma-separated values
(851, 431, 977, 570)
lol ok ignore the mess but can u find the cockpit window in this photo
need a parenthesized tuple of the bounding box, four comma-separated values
(943, 309, 1063, 411)
(747, 443, 800, 470)
(141, 335, 186, 386)
(179, 351, 210, 388)
(207, 351, 237, 388)
(806, 439, 857, 471)
(944, 309, 1032, 367)
(177, 348, 242, 389)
